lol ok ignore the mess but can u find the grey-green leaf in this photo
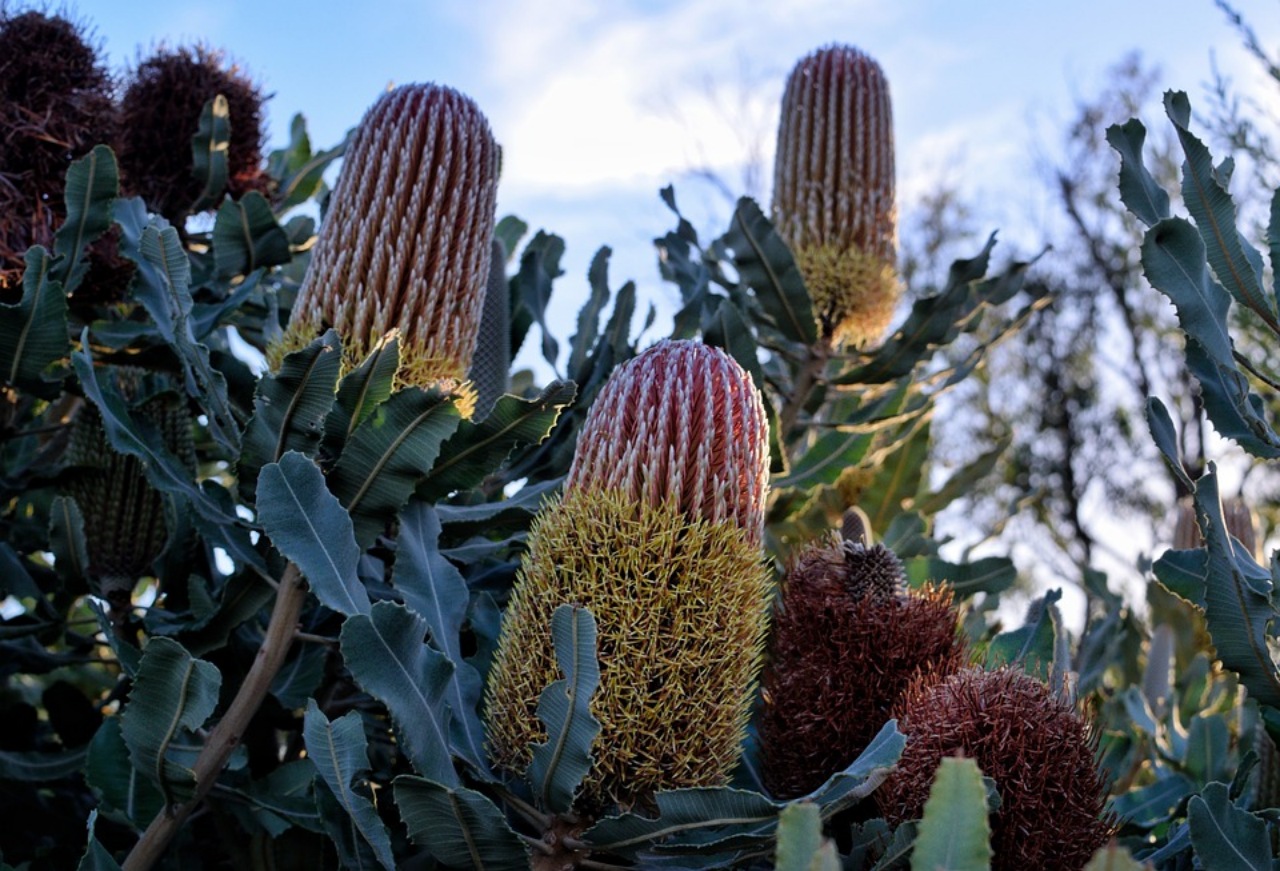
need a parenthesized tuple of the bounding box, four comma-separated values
(1106, 118, 1171, 228)
(339, 602, 457, 786)
(393, 776, 530, 870)
(258, 451, 367, 617)
(529, 604, 601, 812)
(323, 332, 400, 457)
(119, 637, 221, 803)
(190, 95, 230, 212)
(86, 717, 164, 829)
(723, 197, 817, 345)
(1187, 782, 1270, 871)
(328, 387, 462, 549)
(910, 756, 992, 871)
(76, 810, 124, 871)
(53, 144, 119, 293)
(302, 701, 396, 871)
(804, 720, 906, 818)
(0, 247, 67, 392)
(239, 330, 342, 499)
(48, 496, 89, 587)
(394, 503, 490, 777)
(212, 191, 292, 277)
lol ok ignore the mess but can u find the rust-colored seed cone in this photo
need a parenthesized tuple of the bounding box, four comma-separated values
(117, 45, 267, 223)
(273, 84, 499, 408)
(760, 536, 964, 798)
(0, 10, 117, 298)
(565, 339, 770, 546)
(879, 667, 1113, 871)
(486, 340, 772, 810)
(772, 44, 898, 347)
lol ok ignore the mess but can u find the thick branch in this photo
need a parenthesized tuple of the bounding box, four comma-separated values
(778, 338, 831, 443)
(123, 562, 306, 871)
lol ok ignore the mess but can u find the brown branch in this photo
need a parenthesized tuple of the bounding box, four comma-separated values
(778, 337, 830, 443)
(122, 562, 306, 871)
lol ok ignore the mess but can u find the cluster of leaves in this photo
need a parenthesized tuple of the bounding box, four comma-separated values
(10, 16, 1280, 871)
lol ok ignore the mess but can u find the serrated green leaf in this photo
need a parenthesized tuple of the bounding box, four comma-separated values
(1190, 466, 1280, 708)
(212, 191, 292, 277)
(774, 429, 873, 489)
(1108, 773, 1195, 828)
(339, 602, 456, 786)
(529, 604, 601, 813)
(1187, 782, 1270, 871)
(570, 247, 613, 376)
(510, 231, 563, 367)
(584, 788, 781, 856)
(913, 436, 1009, 516)
(1106, 119, 1172, 228)
(864, 420, 931, 531)
(76, 810, 124, 871)
(322, 332, 400, 457)
(907, 556, 1016, 597)
(268, 114, 347, 212)
(1185, 714, 1231, 783)
(86, 717, 164, 829)
(984, 589, 1063, 681)
(191, 95, 230, 212)
(0, 542, 43, 601)
(494, 215, 528, 264)
(394, 503, 489, 777)
(1183, 338, 1280, 458)
(1152, 547, 1208, 606)
(328, 387, 461, 549)
(1165, 91, 1277, 326)
(910, 756, 992, 871)
(1141, 217, 1234, 367)
(302, 701, 395, 871)
(120, 637, 221, 804)
(0, 247, 67, 392)
(418, 380, 575, 500)
(393, 776, 529, 870)
(805, 720, 906, 818)
(127, 222, 239, 452)
(269, 644, 328, 711)
(775, 803, 840, 871)
(258, 451, 367, 617)
(722, 197, 817, 345)
(239, 330, 342, 498)
(48, 496, 89, 587)
(0, 745, 89, 781)
(53, 144, 119, 292)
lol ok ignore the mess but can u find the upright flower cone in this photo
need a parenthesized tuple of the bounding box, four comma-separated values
(485, 339, 771, 810)
(273, 84, 499, 410)
(117, 45, 268, 223)
(772, 45, 898, 347)
(878, 667, 1113, 871)
(0, 10, 117, 297)
(759, 535, 965, 798)
(63, 375, 196, 600)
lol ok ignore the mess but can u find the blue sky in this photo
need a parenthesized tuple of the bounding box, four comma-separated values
(72, 0, 1280, 340)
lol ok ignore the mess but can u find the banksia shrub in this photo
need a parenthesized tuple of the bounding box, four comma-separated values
(772, 44, 898, 347)
(485, 339, 771, 809)
(273, 84, 499, 406)
(879, 666, 1113, 871)
(117, 45, 267, 223)
(0, 10, 116, 295)
(760, 536, 964, 798)
(63, 380, 196, 601)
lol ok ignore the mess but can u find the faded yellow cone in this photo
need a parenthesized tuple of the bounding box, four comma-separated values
(773, 45, 899, 347)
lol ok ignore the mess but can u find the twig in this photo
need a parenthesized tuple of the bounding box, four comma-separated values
(518, 833, 554, 856)
(122, 562, 306, 871)
(494, 783, 552, 830)
(777, 337, 831, 441)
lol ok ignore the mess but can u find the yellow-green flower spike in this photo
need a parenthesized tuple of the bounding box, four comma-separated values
(485, 340, 772, 810)
(773, 45, 899, 347)
(273, 84, 500, 411)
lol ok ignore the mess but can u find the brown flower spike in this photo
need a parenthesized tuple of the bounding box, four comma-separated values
(117, 45, 268, 223)
(0, 10, 117, 296)
(773, 45, 898, 347)
(485, 340, 772, 810)
(760, 535, 965, 798)
(274, 84, 500, 406)
(879, 667, 1113, 871)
